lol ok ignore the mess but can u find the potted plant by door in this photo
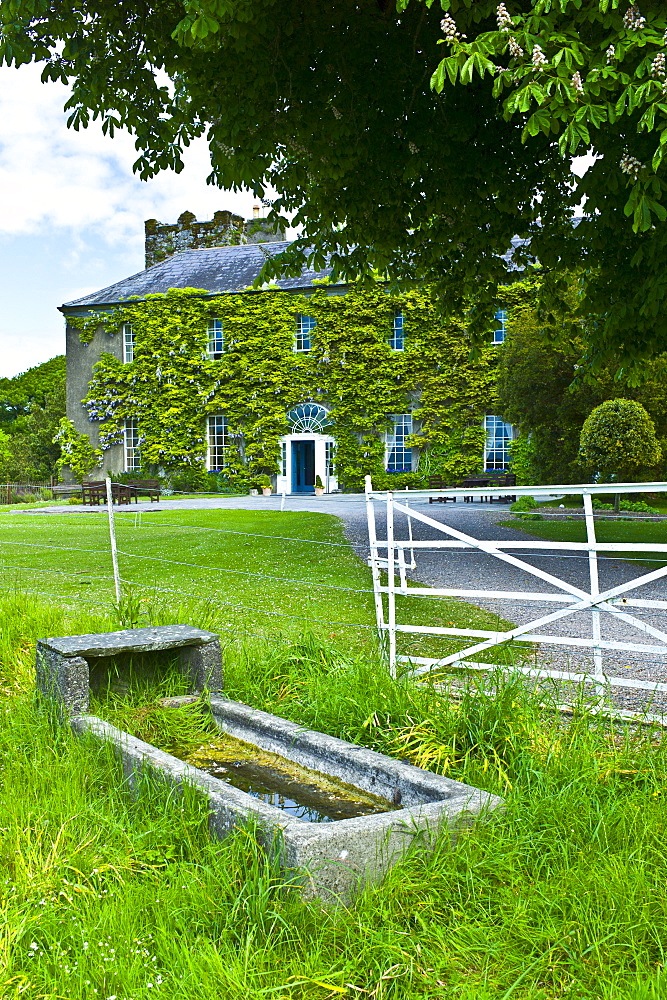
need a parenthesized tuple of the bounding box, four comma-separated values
(257, 474, 272, 496)
(314, 475, 325, 497)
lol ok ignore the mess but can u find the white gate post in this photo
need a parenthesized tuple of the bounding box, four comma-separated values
(386, 490, 397, 677)
(583, 491, 605, 700)
(365, 476, 387, 656)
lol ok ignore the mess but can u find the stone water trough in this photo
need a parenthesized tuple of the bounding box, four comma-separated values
(36, 625, 503, 900)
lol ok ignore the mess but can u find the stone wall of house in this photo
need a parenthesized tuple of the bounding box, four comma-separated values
(144, 209, 285, 268)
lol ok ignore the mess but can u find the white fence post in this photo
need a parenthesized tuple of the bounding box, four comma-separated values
(365, 476, 387, 659)
(583, 491, 605, 700)
(106, 476, 122, 603)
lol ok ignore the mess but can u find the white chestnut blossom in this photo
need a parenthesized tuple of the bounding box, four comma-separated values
(496, 4, 512, 31)
(652, 52, 666, 79)
(620, 153, 643, 180)
(606, 44, 616, 63)
(508, 36, 523, 59)
(571, 71, 584, 96)
(440, 14, 465, 43)
(623, 5, 646, 31)
(531, 44, 548, 69)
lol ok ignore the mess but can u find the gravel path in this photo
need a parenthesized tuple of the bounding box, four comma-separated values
(21, 493, 667, 713)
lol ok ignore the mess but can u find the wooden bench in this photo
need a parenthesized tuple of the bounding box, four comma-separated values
(463, 472, 516, 503)
(125, 479, 161, 503)
(81, 481, 132, 505)
(52, 484, 83, 500)
(427, 475, 457, 503)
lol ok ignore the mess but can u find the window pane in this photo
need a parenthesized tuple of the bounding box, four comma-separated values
(484, 414, 513, 470)
(208, 415, 228, 470)
(295, 314, 316, 352)
(124, 418, 140, 470)
(390, 311, 404, 351)
(207, 318, 224, 359)
(492, 309, 507, 345)
(386, 413, 412, 472)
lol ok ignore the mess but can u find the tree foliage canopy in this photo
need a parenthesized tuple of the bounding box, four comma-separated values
(496, 275, 667, 482)
(2, 3, 667, 365)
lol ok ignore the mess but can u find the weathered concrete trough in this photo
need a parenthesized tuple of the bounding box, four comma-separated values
(37, 625, 503, 901)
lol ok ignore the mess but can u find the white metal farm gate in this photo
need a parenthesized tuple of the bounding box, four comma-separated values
(365, 478, 667, 705)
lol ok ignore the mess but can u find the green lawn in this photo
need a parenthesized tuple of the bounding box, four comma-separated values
(0, 506, 519, 665)
(499, 512, 667, 570)
(3, 585, 667, 999)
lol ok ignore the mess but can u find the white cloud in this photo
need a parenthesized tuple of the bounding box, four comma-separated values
(0, 62, 258, 253)
(0, 62, 279, 378)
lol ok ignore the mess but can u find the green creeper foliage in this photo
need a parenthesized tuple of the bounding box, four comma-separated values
(53, 417, 103, 483)
(579, 398, 662, 481)
(78, 286, 498, 488)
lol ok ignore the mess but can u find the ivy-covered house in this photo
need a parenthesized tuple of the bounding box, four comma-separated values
(60, 210, 514, 493)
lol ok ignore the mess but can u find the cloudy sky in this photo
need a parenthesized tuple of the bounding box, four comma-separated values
(0, 63, 263, 378)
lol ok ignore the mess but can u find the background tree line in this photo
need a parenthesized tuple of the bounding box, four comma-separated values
(0, 356, 66, 482)
(497, 274, 667, 485)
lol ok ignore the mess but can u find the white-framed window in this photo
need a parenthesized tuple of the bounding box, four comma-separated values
(484, 414, 514, 470)
(390, 311, 405, 351)
(492, 309, 507, 345)
(281, 442, 287, 477)
(124, 418, 140, 471)
(386, 414, 413, 473)
(123, 324, 135, 363)
(295, 314, 316, 352)
(208, 415, 228, 470)
(325, 441, 336, 478)
(207, 318, 224, 360)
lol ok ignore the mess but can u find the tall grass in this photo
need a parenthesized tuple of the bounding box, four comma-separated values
(3, 589, 667, 998)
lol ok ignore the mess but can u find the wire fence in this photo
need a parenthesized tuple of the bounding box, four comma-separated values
(4, 476, 667, 716)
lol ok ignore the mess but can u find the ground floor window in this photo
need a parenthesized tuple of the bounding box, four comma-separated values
(281, 441, 287, 477)
(325, 440, 335, 478)
(124, 418, 140, 471)
(208, 415, 228, 470)
(386, 414, 413, 472)
(484, 414, 514, 470)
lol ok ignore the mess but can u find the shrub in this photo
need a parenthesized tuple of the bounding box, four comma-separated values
(579, 399, 662, 481)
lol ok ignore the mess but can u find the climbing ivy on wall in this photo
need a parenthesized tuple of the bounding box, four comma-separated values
(76, 284, 499, 490)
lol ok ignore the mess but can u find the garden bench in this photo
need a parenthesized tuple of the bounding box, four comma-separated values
(81, 481, 132, 505)
(52, 484, 83, 500)
(125, 479, 161, 502)
(36, 624, 223, 717)
(427, 475, 457, 503)
(462, 472, 516, 503)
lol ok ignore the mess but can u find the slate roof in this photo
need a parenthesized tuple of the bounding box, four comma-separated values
(60, 241, 335, 310)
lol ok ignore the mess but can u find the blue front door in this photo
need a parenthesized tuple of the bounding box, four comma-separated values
(292, 440, 315, 493)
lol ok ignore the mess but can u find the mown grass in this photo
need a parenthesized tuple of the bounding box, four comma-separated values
(0, 506, 520, 664)
(3, 589, 667, 998)
(498, 514, 667, 570)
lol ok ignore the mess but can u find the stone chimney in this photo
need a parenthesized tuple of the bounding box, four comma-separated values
(144, 209, 286, 268)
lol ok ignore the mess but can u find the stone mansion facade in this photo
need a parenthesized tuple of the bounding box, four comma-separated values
(61, 210, 514, 493)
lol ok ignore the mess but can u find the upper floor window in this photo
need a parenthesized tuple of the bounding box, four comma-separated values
(123, 324, 135, 363)
(484, 414, 514, 470)
(208, 415, 228, 470)
(386, 413, 413, 473)
(390, 311, 404, 351)
(295, 314, 316, 352)
(492, 309, 507, 345)
(207, 318, 224, 360)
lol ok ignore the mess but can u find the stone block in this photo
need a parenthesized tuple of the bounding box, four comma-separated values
(35, 625, 222, 716)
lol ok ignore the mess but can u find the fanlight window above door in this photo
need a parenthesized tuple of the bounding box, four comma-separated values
(287, 403, 331, 433)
